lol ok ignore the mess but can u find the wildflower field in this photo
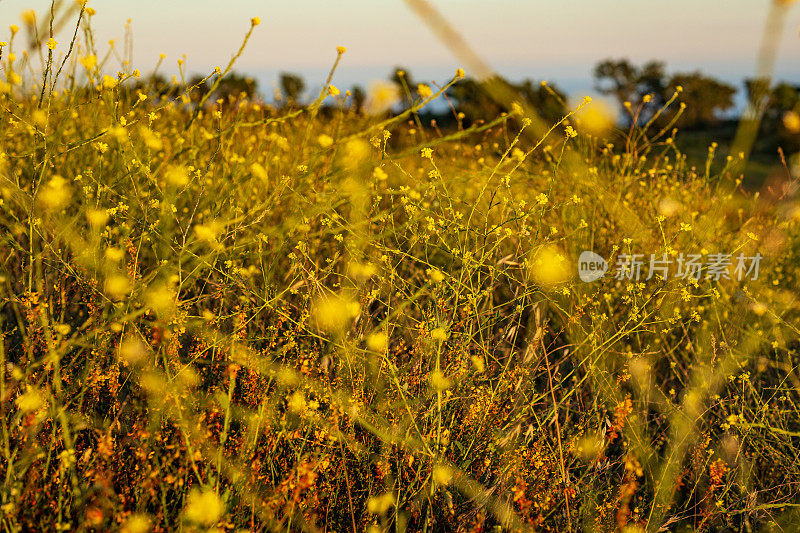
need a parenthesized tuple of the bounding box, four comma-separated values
(2, 3, 800, 532)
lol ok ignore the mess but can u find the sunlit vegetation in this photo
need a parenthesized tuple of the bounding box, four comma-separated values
(2, 2, 800, 532)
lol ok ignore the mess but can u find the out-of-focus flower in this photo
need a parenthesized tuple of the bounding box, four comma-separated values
(783, 111, 800, 133)
(365, 80, 399, 115)
(417, 83, 432, 99)
(183, 489, 224, 526)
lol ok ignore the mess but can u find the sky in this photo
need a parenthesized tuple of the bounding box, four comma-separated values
(1, 0, 798, 100)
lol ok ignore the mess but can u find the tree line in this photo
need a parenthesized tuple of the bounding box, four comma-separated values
(130, 58, 799, 149)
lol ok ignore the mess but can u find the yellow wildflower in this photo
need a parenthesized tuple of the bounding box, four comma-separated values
(367, 493, 394, 514)
(367, 332, 388, 351)
(430, 327, 448, 342)
(145, 284, 176, 317)
(366, 80, 399, 115)
(429, 369, 451, 390)
(165, 165, 189, 187)
(250, 162, 269, 181)
(40, 175, 71, 208)
(80, 55, 97, 71)
(21, 10, 36, 26)
(417, 83, 433, 99)
(102, 75, 118, 89)
(121, 514, 151, 533)
(104, 275, 131, 300)
(183, 489, 224, 526)
(528, 245, 570, 286)
(429, 268, 445, 282)
(313, 293, 360, 334)
(432, 464, 453, 485)
(16, 387, 44, 413)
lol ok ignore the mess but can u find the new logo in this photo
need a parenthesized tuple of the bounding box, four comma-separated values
(578, 251, 608, 282)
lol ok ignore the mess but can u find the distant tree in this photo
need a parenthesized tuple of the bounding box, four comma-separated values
(390, 67, 415, 90)
(447, 76, 504, 123)
(447, 75, 567, 126)
(637, 61, 668, 103)
(184, 72, 256, 107)
(594, 59, 668, 121)
(769, 82, 800, 152)
(279, 72, 305, 104)
(745, 79, 800, 152)
(667, 72, 736, 128)
(595, 59, 739, 128)
(517, 80, 569, 124)
(131, 73, 180, 99)
(390, 67, 415, 109)
(770, 82, 800, 110)
(746, 79, 800, 121)
(770, 82, 800, 115)
(744, 77, 773, 116)
(349, 85, 366, 114)
(187, 74, 210, 103)
(594, 59, 639, 107)
(215, 72, 257, 102)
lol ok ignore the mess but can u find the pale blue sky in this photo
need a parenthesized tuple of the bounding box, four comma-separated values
(1, 0, 798, 97)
